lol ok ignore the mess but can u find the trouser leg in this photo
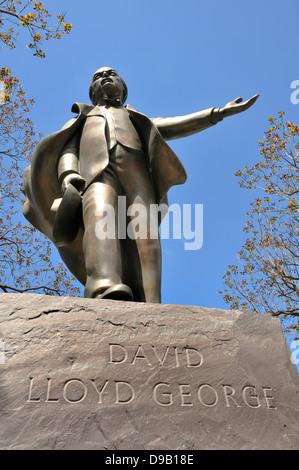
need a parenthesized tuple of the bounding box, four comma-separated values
(82, 182, 122, 298)
(111, 145, 162, 303)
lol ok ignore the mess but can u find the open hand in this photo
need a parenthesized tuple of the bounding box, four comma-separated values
(219, 94, 259, 119)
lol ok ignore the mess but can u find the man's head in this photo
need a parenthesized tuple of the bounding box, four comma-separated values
(89, 67, 128, 106)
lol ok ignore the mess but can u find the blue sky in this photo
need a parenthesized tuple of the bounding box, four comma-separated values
(2, 0, 299, 317)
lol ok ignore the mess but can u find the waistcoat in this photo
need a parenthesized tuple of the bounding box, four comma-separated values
(101, 105, 142, 152)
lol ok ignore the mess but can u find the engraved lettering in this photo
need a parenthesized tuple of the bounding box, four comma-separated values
(185, 348, 203, 367)
(25, 347, 277, 413)
(262, 387, 276, 410)
(108, 343, 204, 368)
(222, 384, 241, 408)
(27, 376, 41, 402)
(109, 343, 127, 363)
(45, 377, 59, 402)
(179, 383, 193, 407)
(63, 379, 87, 403)
(151, 345, 170, 366)
(90, 379, 109, 403)
(115, 381, 135, 404)
(174, 346, 180, 367)
(131, 345, 151, 365)
(153, 382, 173, 406)
(198, 384, 219, 407)
(242, 385, 261, 408)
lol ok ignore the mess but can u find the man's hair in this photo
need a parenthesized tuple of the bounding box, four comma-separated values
(89, 69, 128, 105)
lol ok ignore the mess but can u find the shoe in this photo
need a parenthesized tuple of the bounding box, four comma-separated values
(96, 284, 133, 301)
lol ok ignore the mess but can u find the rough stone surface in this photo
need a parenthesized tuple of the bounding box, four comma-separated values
(0, 293, 298, 450)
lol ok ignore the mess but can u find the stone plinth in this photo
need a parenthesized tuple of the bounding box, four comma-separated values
(0, 293, 298, 450)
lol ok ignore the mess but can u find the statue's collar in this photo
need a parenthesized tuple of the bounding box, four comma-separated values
(71, 102, 139, 116)
(71, 102, 93, 115)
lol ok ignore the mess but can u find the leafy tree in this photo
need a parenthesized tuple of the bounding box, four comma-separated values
(0, 0, 72, 58)
(220, 112, 299, 338)
(0, 1, 79, 295)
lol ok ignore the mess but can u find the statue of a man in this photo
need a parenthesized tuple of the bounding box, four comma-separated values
(23, 67, 258, 303)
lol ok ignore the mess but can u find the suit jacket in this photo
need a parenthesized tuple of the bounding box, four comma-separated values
(57, 103, 189, 202)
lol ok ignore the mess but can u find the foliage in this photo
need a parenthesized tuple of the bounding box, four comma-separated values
(220, 112, 299, 338)
(0, 2, 79, 296)
(0, 0, 72, 58)
(0, 66, 80, 295)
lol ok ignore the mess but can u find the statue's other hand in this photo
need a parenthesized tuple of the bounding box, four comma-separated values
(219, 94, 259, 118)
(61, 173, 86, 195)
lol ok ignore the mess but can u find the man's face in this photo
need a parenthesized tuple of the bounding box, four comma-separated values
(91, 67, 125, 104)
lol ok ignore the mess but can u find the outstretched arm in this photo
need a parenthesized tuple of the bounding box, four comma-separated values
(152, 94, 258, 141)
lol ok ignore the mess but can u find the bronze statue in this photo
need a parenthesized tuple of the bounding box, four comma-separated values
(23, 67, 258, 302)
